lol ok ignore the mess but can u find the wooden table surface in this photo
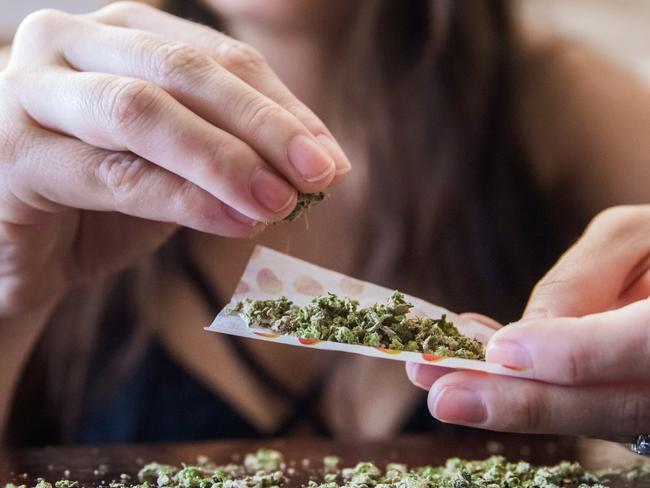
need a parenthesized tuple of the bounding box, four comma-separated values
(0, 432, 587, 486)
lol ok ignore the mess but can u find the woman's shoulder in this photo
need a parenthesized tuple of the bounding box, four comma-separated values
(514, 28, 650, 212)
(513, 30, 601, 189)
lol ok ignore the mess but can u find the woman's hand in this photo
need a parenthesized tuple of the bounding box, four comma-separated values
(407, 205, 650, 441)
(0, 2, 350, 316)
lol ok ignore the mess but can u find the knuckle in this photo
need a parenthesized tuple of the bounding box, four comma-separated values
(239, 98, 285, 139)
(15, 9, 70, 44)
(614, 386, 650, 435)
(99, 78, 160, 134)
(505, 387, 545, 432)
(641, 320, 650, 365)
(199, 140, 247, 191)
(527, 273, 574, 312)
(0, 70, 15, 96)
(202, 141, 228, 180)
(169, 180, 229, 233)
(151, 42, 213, 86)
(0, 112, 30, 172)
(0, 125, 16, 172)
(171, 180, 206, 222)
(562, 330, 590, 384)
(587, 205, 644, 238)
(531, 276, 569, 298)
(94, 152, 150, 208)
(0, 66, 26, 97)
(0, 129, 18, 170)
(218, 41, 266, 74)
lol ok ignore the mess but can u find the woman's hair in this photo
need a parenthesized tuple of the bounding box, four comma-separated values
(6, 0, 573, 445)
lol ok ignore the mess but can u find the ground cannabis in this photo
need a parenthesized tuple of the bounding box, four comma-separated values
(283, 192, 327, 222)
(314, 456, 614, 488)
(134, 450, 287, 488)
(9, 450, 650, 488)
(231, 291, 485, 360)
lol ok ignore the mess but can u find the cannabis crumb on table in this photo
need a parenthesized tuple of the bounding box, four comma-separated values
(7, 448, 650, 488)
(231, 291, 485, 360)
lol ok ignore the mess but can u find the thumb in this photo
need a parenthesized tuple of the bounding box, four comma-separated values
(523, 207, 650, 320)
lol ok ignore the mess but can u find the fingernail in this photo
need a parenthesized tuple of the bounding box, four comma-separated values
(486, 340, 533, 371)
(288, 134, 335, 183)
(224, 206, 258, 227)
(430, 386, 486, 424)
(251, 168, 296, 213)
(316, 134, 351, 175)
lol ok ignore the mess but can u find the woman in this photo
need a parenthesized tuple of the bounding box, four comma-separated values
(0, 0, 649, 446)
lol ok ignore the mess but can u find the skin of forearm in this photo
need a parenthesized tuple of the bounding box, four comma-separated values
(0, 302, 55, 442)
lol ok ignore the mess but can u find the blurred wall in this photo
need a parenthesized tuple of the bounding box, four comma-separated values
(521, 0, 650, 83)
(0, 0, 106, 42)
(1, 0, 649, 83)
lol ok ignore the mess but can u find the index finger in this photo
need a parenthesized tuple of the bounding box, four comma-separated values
(89, 1, 352, 177)
(51, 17, 336, 194)
(523, 206, 650, 320)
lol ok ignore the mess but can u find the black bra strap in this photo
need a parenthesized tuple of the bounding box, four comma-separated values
(175, 232, 333, 436)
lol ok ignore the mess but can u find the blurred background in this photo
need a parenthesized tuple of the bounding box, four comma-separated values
(1, 0, 649, 85)
(0, 0, 648, 464)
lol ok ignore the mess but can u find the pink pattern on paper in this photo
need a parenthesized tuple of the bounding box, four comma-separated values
(256, 268, 283, 294)
(293, 275, 324, 295)
(234, 281, 250, 295)
(339, 277, 365, 296)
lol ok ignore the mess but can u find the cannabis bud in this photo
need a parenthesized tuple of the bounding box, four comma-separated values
(231, 291, 485, 360)
(283, 192, 327, 222)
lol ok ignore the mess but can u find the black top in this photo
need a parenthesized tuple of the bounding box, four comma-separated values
(72, 243, 439, 444)
(74, 335, 438, 444)
(6, 0, 574, 445)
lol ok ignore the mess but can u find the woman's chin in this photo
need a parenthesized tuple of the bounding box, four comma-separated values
(204, 0, 294, 20)
(203, 0, 326, 27)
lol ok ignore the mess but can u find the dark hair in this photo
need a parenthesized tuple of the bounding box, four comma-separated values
(166, 0, 569, 317)
(6, 0, 573, 446)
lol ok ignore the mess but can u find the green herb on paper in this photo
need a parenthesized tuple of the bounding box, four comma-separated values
(283, 192, 327, 222)
(230, 291, 485, 360)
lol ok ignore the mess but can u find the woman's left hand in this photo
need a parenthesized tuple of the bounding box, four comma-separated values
(406, 205, 650, 441)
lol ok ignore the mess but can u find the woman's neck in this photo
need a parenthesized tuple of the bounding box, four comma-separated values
(231, 23, 325, 109)
(222, 5, 352, 113)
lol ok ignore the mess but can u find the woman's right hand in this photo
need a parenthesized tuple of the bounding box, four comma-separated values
(0, 1, 350, 317)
